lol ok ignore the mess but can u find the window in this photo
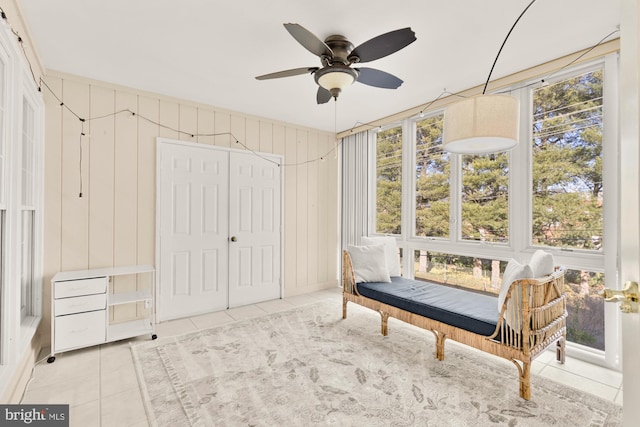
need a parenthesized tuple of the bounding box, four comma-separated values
(413, 114, 510, 244)
(0, 24, 44, 392)
(461, 153, 509, 242)
(563, 268, 605, 350)
(414, 250, 505, 295)
(531, 70, 603, 250)
(531, 68, 605, 352)
(375, 126, 402, 234)
(20, 211, 34, 321)
(20, 98, 36, 322)
(415, 114, 449, 238)
(0, 57, 5, 205)
(0, 43, 6, 365)
(0, 210, 3, 363)
(363, 56, 616, 366)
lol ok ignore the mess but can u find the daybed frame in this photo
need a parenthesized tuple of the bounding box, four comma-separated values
(341, 250, 567, 400)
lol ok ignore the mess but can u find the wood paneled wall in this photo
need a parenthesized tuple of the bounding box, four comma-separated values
(41, 71, 339, 330)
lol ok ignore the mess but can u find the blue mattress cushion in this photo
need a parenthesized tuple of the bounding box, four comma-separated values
(357, 277, 500, 336)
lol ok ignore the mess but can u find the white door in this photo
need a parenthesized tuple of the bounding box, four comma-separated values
(228, 152, 282, 307)
(158, 141, 229, 320)
(619, 1, 640, 425)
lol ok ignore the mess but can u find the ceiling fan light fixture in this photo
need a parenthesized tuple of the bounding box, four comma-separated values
(314, 66, 358, 97)
(442, 94, 519, 154)
(256, 24, 416, 104)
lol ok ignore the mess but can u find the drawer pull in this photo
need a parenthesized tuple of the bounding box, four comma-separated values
(70, 327, 89, 334)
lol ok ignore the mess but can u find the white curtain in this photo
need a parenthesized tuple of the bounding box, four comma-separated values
(341, 130, 370, 253)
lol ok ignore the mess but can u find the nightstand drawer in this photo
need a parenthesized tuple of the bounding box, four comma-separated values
(55, 277, 107, 299)
(54, 310, 106, 352)
(55, 294, 106, 316)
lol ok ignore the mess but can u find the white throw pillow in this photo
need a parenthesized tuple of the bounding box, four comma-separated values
(529, 249, 554, 277)
(497, 259, 533, 319)
(347, 244, 392, 283)
(361, 236, 401, 277)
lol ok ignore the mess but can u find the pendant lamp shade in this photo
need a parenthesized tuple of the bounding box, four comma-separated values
(442, 94, 520, 154)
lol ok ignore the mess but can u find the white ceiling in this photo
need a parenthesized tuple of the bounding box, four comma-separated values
(18, 0, 620, 133)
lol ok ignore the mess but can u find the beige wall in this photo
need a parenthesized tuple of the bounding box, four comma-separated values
(41, 71, 340, 332)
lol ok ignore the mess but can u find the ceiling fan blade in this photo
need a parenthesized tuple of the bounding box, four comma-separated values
(255, 67, 318, 80)
(284, 23, 333, 58)
(317, 86, 332, 104)
(351, 28, 416, 63)
(356, 67, 404, 89)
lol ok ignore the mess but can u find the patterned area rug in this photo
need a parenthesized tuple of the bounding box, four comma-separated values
(131, 299, 622, 426)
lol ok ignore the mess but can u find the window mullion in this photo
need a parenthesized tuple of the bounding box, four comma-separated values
(401, 118, 415, 278)
(401, 119, 413, 240)
(450, 153, 461, 243)
(511, 87, 530, 255)
(602, 52, 620, 369)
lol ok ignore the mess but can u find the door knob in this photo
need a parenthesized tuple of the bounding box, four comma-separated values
(230, 236, 237, 242)
(602, 281, 639, 313)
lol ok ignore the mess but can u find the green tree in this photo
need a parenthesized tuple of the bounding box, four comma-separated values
(461, 153, 509, 242)
(415, 115, 450, 237)
(532, 71, 603, 249)
(376, 127, 403, 234)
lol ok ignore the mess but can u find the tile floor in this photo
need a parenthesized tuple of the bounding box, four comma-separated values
(20, 287, 623, 426)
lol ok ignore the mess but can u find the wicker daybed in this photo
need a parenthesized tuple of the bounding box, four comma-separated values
(341, 250, 567, 400)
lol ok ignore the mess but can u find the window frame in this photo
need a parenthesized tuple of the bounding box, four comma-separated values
(523, 61, 610, 261)
(18, 85, 42, 329)
(0, 27, 8, 367)
(411, 111, 450, 242)
(521, 57, 619, 367)
(0, 21, 44, 392)
(15, 67, 43, 341)
(370, 122, 405, 236)
(368, 53, 619, 369)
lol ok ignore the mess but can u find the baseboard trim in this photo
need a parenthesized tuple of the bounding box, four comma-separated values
(0, 333, 45, 403)
(284, 280, 339, 297)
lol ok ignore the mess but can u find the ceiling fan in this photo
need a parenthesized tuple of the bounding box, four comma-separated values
(255, 23, 417, 104)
